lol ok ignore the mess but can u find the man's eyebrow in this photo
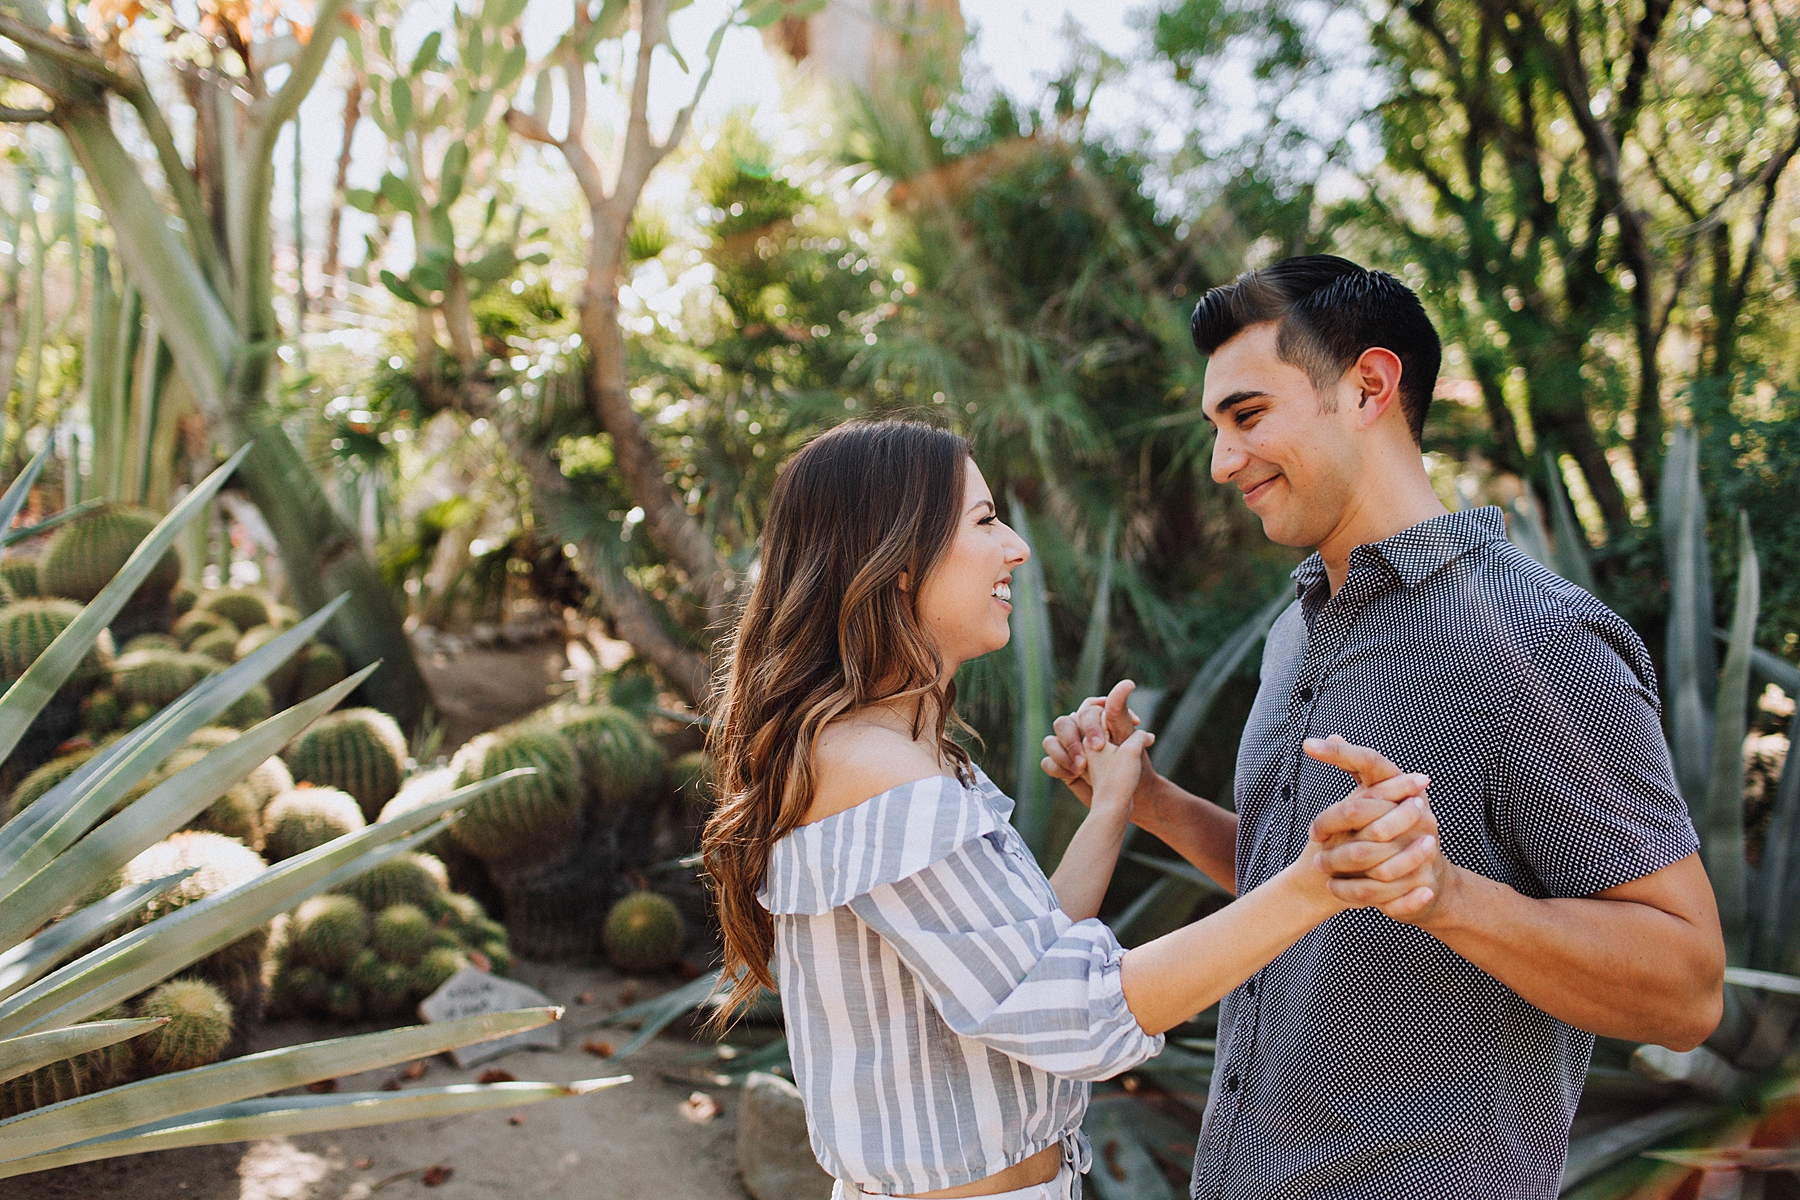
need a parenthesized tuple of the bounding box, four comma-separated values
(1204, 389, 1270, 426)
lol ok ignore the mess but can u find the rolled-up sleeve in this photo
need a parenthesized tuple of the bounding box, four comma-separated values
(845, 831, 1163, 1081)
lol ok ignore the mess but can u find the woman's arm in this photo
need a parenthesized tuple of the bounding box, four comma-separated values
(1047, 729, 1152, 920)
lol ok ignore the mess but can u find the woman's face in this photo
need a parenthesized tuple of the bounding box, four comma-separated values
(915, 458, 1030, 673)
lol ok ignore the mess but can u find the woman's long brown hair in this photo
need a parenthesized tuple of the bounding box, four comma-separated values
(703, 419, 974, 1019)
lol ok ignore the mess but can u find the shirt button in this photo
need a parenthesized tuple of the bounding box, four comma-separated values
(1244, 978, 1256, 997)
(1298, 686, 1314, 703)
(1226, 1074, 1240, 1092)
(1280, 783, 1292, 802)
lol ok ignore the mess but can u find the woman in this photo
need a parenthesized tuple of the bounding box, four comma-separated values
(704, 420, 1436, 1200)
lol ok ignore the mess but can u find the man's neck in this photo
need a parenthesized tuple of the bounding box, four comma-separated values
(1315, 467, 1450, 595)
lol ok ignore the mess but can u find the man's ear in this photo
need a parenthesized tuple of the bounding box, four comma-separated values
(1350, 347, 1404, 428)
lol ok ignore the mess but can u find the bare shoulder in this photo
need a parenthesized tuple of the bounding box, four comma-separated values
(803, 718, 953, 826)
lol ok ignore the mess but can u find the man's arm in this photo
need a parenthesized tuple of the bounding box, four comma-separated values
(1319, 818, 1724, 1049)
(1042, 682, 1239, 893)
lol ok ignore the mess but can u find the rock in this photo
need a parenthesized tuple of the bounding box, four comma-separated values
(737, 1071, 833, 1200)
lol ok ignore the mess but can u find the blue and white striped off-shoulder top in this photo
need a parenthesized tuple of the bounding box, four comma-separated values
(758, 763, 1163, 1196)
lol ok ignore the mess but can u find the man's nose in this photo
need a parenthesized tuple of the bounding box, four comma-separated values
(1211, 431, 1247, 485)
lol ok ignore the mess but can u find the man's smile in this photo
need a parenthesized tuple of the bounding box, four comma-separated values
(1241, 474, 1281, 505)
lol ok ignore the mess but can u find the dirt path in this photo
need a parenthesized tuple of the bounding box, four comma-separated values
(10, 964, 752, 1200)
(416, 643, 569, 754)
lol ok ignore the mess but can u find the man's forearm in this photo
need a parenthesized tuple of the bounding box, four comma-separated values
(1134, 773, 1240, 896)
(1423, 865, 1723, 1049)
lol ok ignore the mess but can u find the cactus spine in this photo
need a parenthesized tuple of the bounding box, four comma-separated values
(133, 978, 236, 1076)
(0, 556, 39, 598)
(0, 1007, 134, 1118)
(286, 708, 409, 821)
(4, 747, 96, 825)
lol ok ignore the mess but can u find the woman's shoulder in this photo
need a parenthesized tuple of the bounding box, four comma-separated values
(804, 719, 951, 826)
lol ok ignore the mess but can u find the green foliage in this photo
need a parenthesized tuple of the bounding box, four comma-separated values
(262, 786, 367, 863)
(601, 892, 684, 975)
(285, 707, 409, 821)
(448, 727, 581, 865)
(39, 505, 179, 608)
(132, 979, 234, 1076)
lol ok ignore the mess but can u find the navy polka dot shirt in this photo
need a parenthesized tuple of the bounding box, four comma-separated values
(1190, 507, 1699, 1200)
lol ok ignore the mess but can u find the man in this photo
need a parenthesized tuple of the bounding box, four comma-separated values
(1042, 255, 1724, 1199)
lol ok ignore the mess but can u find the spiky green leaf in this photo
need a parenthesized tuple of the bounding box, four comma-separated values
(0, 1018, 165, 1086)
(1701, 512, 1757, 965)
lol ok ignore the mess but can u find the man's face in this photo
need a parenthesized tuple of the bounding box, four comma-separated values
(1201, 322, 1359, 549)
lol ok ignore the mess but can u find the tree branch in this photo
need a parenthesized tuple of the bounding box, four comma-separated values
(120, 78, 232, 301)
(0, 105, 51, 121)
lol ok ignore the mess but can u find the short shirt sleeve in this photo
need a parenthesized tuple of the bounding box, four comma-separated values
(1491, 612, 1699, 897)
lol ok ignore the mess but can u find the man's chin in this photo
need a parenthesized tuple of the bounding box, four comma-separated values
(1254, 509, 1315, 550)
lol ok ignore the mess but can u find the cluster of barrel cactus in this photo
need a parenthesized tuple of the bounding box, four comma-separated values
(266, 869, 512, 1022)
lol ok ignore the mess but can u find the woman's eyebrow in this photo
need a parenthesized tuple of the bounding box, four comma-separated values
(968, 498, 996, 516)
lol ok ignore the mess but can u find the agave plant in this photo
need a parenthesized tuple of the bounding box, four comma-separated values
(0, 439, 628, 1178)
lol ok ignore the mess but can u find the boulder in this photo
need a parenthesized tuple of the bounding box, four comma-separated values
(737, 1071, 834, 1200)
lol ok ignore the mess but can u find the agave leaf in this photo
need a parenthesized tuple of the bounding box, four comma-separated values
(1559, 1102, 1718, 1190)
(1007, 495, 1058, 857)
(0, 1008, 562, 1163)
(1702, 513, 1757, 966)
(1124, 850, 1230, 897)
(0, 437, 52, 546)
(0, 770, 533, 1038)
(0, 1017, 165, 1086)
(1543, 452, 1598, 593)
(0, 594, 351, 902)
(1505, 492, 1554, 570)
(1151, 588, 1288, 778)
(599, 968, 722, 1059)
(0, 1076, 632, 1177)
(1721, 967, 1800, 997)
(0, 871, 194, 1001)
(0, 443, 251, 764)
(1072, 514, 1118, 706)
(1107, 876, 1199, 947)
(0, 498, 101, 547)
(1644, 1147, 1800, 1172)
(1083, 1099, 1179, 1200)
(1661, 425, 1718, 827)
(0, 666, 373, 948)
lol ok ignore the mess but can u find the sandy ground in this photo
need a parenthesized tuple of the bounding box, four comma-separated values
(10, 963, 755, 1200)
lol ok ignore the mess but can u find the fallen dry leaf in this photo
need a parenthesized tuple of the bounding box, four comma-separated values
(467, 948, 492, 973)
(421, 1165, 453, 1187)
(353, 1159, 373, 1170)
(581, 1038, 614, 1058)
(305, 1079, 338, 1094)
(508, 1113, 526, 1126)
(617, 984, 638, 1005)
(575, 991, 595, 1005)
(379, 1078, 402, 1091)
(401, 1060, 427, 1080)
(679, 1092, 721, 1123)
(477, 1068, 516, 1084)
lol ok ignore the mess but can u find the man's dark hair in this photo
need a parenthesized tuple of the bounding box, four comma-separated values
(1190, 255, 1442, 444)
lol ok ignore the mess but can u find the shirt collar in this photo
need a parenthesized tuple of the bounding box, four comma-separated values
(1290, 507, 1508, 596)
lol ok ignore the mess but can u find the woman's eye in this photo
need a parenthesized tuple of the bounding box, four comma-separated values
(977, 514, 997, 526)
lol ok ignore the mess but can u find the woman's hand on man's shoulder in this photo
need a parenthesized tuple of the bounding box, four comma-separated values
(803, 720, 955, 826)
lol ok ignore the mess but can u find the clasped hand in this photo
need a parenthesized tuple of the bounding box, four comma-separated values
(1043, 681, 1444, 919)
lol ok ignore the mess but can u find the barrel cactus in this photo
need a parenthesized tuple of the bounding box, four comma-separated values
(129, 747, 265, 849)
(3, 747, 97, 825)
(295, 641, 347, 702)
(132, 979, 235, 1076)
(286, 707, 408, 821)
(188, 626, 239, 664)
(447, 727, 582, 866)
(171, 578, 197, 615)
(372, 903, 437, 967)
(0, 598, 114, 688)
(172, 607, 235, 650)
(335, 850, 446, 912)
(118, 832, 271, 1010)
(196, 587, 276, 633)
(288, 893, 371, 973)
(122, 633, 179, 655)
(350, 949, 413, 1017)
(262, 785, 366, 862)
(40, 504, 180, 608)
(602, 892, 685, 975)
(534, 703, 665, 807)
(186, 727, 295, 809)
(0, 555, 39, 598)
(111, 649, 215, 710)
(410, 946, 467, 996)
(219, 681, 272, 730)
(234, 626, 299, 700)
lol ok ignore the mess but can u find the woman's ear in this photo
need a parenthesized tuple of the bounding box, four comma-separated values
(897, 571, 911, 593)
